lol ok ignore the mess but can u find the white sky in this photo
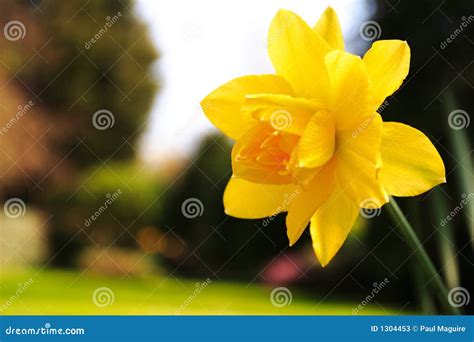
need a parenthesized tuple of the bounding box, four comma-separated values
(135, 0, 373, 164)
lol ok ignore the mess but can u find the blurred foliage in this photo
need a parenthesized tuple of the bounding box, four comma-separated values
(47, 162, 164, 266)
(74, 162, 161, 221)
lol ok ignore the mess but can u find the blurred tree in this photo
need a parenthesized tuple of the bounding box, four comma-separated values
(0, 0, 158, 194)
(0, 0, 159, 266)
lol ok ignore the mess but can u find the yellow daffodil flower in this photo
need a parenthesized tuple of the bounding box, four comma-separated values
(201, 7, 445, 266)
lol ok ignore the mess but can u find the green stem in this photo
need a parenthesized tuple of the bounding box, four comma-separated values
(386, 197, 460, 315)
(431, 189, 460, 289)
(413, 262, 436, 314)
(444, 91, 473, 247)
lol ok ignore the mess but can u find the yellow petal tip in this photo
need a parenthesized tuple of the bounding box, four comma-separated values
(318, 258, 330, 268)
(287, 233, 297, 247)
(199, 98, 207, 110)
(275, 8, 293, 17)
(324, 6, 336, 13)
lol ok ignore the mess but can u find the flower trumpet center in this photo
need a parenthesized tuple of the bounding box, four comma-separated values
(232, 123, 300, 184)
(232, 107, 338, 186)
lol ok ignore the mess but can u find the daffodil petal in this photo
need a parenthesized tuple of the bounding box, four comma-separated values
(325, 50, 371, 130)
(224, 177, 298, 219)
(337, 150, 389, 208)
(287, 144, 323, 186)
(297, 111, 335, 168)
(313, 6, 344, 50)
(363, 40, 410, 109)
(379, 122, 446, 196)
(244, 94, 324, 113)
(286, 159, 336, 245)
(338, 113, 383, 167)
(268, 9, 331, 101)
(337, 114, 388, 208)
(201, 75, 294, 139)
(310, 182, 359, 266)
(242, 94, 323, 135)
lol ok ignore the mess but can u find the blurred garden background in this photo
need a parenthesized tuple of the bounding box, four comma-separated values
(0, 0, 472, 315)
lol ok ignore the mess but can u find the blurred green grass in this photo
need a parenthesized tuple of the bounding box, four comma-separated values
(0, 269, 394, 315)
